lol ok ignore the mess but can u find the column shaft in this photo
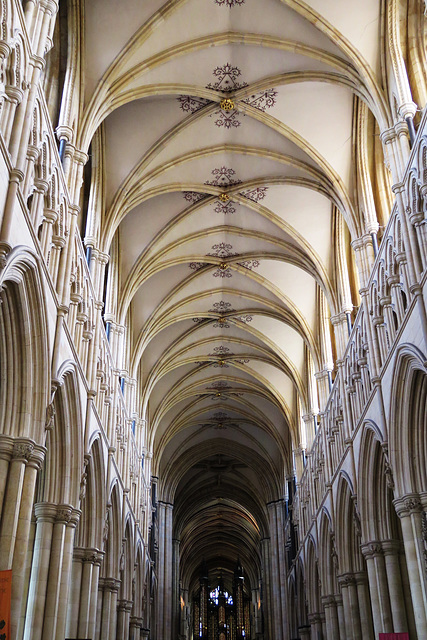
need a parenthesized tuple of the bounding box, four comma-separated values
(77, 556, 94, 638)
(55, 516, 79, 640)
(41, 517, 67, 640)
(23, 504, 56, 640)
(383, 544, 408, 632)
(398, 510, 427, 637)
(11, 462, 38, 639)
(0, 457, 26, 569)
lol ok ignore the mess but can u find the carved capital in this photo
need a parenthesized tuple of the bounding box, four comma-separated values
(338, 573, 356, 587)
(381, 539, 403, 556)
(394, 494, 422, 516)
(12, 440, 34, 462)
(55, 504, 73, 524)
(321, 595, 336, 607)
(308, 612, 324, 625)
(361, 541, 383, 559)
(79, 547, 104, 565)
(0, 435, 14, 461)
(117, 599, 133, 613)
(34, 502, 57, 523)
(103, 577, 121, 593)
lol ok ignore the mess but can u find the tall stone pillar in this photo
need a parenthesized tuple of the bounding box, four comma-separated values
(99, 577, 120, 640)
(172, 538, 180, 639)
(308, 612, 323, 639)
(0, 436, 14, 521)
(252, 587, 261, 639)
(117, 599, 132, 640)
(75, 548, 103, 639)
(179, 587, 189, 640)
(130, 616, 143, 640)
(260, 538, 273, 640)
(394, 495, 427, 639)
(382, 540, 408, 632)
(298, 625, 311, 639)
(267, 500, 287, 640)
(23, 503, 56, 640)
(41, 505, 75, 640)
(0, 439, 38, 570)
(362, 542, 392, 636)
(354, 572, 374, 640)
(108, 579, 120, 640)
(322, 595, 340, 639)
(89, 553, 103, 639)
(338, 573, 362, 640)
(66, 550, 83, 637)
(335, 594, 346, 640)
(156, 501, 173, 639)
(11, 443, 44, 640)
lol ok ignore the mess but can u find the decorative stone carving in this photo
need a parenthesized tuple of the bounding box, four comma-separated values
(330, 534, 339, 570)
(103, 505, 111, 543)
(56, 505, 72, 523)
(353, 502, 362, 538)
(79, 457, 89, 501)
(12, 440, 34, 461)
(45, 402, 55, 431)
(422, 511, 427, 574)
(404, 496, 422, 513)
(384, 460, 395, 490)
(103, 577, 120, 593)
(338, 573, 356, 586)
(362, 541, 383, 559)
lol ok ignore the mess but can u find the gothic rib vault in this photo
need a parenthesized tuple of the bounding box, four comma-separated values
(74, 0, 422, 629)
(81, 0, 390, 600)
(1, 0, 427, 638)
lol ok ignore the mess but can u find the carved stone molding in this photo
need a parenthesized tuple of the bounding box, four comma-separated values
(3, 438, 45, 469)
(338, 573, 356, 587)
(321, 595, 336, 607)
(130, 616, 144, 628)
(12, 440, 34, 461)
(55, 504, 73, 524)
(69, 508, 81, 528)
(394, 493, 422, 516)
(117, 599, 133, 613)
(0, 435, 15, 461)
(34, 502, 58, 523)
(102, 577, 121, 593)
(74, 547, 104, 565)
(354, 571, 369, 586)
(308, 612, 324, 625)
(381, 539, 403, 556)
(361, 541, 383, 559)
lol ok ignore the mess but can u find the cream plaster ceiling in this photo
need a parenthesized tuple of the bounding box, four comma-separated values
(82, 0, 382, 589)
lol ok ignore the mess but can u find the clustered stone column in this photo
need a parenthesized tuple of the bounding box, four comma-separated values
(322, 595, 341, 639)
(394, 494, 427, 638)
(100, 577, 120, 639)
(155, 501, 173, 638)
(117, 598, 133, 639)
(66, 547, 104, 639)
(267, 500, 288, 640)
(337, 573, 372, 640)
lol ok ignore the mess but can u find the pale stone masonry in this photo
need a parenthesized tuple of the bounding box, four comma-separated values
(0, 1, 426, 639)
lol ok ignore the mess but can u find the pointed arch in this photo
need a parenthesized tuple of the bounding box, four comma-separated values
(0, 248, 50, 443)
(41, 361, 84, 506)
(76, 437, 106, 549)
(389, 343, 427, 497)
(103, 480, 122, 580)
(335, 474, 362, 574)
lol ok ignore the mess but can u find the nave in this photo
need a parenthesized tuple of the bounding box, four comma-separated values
(0, 1, 426, 639)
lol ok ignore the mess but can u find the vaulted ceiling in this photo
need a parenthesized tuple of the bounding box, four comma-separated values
(81, 0, 384, 590)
